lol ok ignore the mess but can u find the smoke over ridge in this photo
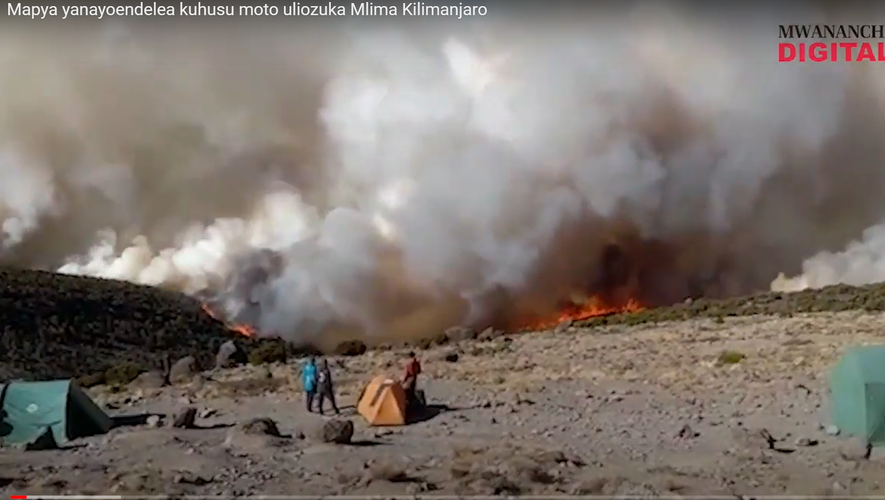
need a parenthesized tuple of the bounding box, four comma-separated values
(3, 5, 885, 347)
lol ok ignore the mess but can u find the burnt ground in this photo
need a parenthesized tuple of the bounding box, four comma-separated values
(4, 311, 885, 496)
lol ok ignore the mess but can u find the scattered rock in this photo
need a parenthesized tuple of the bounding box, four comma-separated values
(795, 437, 819, 447)
(478, 327, 504, 341)
(198, 408, 217, 419)
(130, 370, 166, 389)
(215, 341, 240, 369)
(333, 340, 367, 357)
(677, 424, 699, 439)
(172, 407, 198, 429)
(238, 417, 282, 437)
(554, 319, 573, 334)
(174, 472, 213, 485)
(317, 419, 354, 444)
(257, 366, 273, 380)
(146, 415, 162, 428)
(444, 326, 476, 342)
(716, 350, 746, 365)
(190, 373, 206, 391)
(825, 425, 841, 436)
(367, 462, 414, 483)
(169, 356, 197, 384)
(444, 352, 460, 363)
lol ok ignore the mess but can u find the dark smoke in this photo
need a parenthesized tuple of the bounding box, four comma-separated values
(3, 5, 885, 349)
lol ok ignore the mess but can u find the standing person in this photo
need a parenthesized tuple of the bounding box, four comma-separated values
(316, 358, 341, 416)
(301, 356, 318, 413)
(402, 352, 422, 409)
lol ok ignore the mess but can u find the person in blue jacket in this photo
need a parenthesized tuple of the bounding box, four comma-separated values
(301, 356, 318, 412)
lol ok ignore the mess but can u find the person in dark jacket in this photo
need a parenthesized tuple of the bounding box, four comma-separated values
(316, 358, 340, 415)
(301, 356, 318, 413)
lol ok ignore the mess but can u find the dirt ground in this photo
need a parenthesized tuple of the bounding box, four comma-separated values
(4, 311, 885, 496)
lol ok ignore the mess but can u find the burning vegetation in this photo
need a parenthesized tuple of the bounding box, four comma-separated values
(198, 230, 721, 338)
(202, 303, 257, 337)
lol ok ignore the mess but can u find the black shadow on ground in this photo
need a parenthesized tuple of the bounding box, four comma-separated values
(112, 413, 165, 428)
(348, 439, 386, 447)
(191, 423, 235, 430)
(407, 403, 461, 425)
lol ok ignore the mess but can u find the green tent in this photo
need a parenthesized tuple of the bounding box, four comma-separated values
(830, 345, 885, 446)
(0, 380, 113, 448)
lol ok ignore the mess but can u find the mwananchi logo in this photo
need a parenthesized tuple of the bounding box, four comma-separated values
(779, 24, 885, 62)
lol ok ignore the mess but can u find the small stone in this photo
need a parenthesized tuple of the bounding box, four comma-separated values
(444, 326, 476, 342)
(677, 424, 699, 439)
(216, 340, 240, 369)
(169, 356, 197, 384)
(146, 415, 162, 428)
(129, 371, 166, 389)
(825, 425, 840, 436)
(199, 408, 217, 419)
(478, 327, 504, 341)
(190, 374, 206, 391)
(238, 417, 282, 437)
(796, 437, 819, 447)
(444, 352, 459, 363)
(554, 319, 573, 334)
(316, 419, 354, 444)
(174, 472, 213, 485)
(172, 407, 198, 429)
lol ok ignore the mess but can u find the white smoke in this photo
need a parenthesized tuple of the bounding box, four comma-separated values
(3, 6, 885, 346)
(772, 225, 885, 292)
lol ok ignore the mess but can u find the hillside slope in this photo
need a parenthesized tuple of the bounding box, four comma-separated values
(0, 268, 253, 380)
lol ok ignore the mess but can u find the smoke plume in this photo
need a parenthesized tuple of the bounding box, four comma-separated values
(3, 5, 885, 348)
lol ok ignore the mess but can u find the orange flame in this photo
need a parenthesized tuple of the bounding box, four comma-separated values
(515, 295, 645, 331)
(202, 303, 257, 337)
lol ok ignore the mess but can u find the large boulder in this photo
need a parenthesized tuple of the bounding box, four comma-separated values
(316, 418, 354, 444)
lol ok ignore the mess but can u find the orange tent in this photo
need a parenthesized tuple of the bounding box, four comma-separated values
(357, 376, 408, 426)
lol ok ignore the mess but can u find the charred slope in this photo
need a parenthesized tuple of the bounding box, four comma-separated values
(0, 268, 256, 380)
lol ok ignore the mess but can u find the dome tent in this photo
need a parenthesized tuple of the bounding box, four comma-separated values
(830, 345, 885, 448)
(0, 380, 112, 449)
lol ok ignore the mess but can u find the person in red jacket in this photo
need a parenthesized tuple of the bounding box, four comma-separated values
(402, 352, 422, 408)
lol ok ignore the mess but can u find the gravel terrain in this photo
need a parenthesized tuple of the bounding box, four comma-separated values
(4, 311, 885, 496)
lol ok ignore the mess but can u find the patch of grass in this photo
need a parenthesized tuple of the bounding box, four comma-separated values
(247, 339, 289, 365)
(717, 350, 746, 365)
(75, 372, 106, 388)
(104, 362, 144, 387)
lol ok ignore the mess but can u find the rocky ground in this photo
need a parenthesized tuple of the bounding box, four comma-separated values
(4, 311, 885, 497)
